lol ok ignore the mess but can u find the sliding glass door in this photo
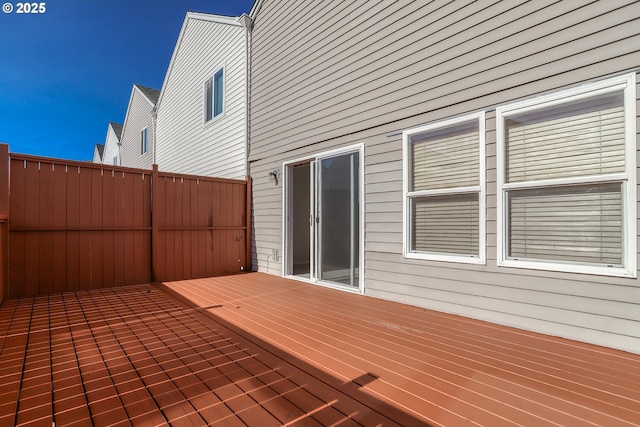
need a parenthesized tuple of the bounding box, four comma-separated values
(285, 146, 362, 290)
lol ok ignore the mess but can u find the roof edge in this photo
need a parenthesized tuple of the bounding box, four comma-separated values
(133, 84, 160, 106)
(155, 11, 249, 113)
(186, 11, 244, 26)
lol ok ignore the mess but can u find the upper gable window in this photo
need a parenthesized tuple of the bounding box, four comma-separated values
(141, 127, 148, 155)
(205, 67, 224, 123)
(496, 73, 636, 277)
(403, 112, 486, 264)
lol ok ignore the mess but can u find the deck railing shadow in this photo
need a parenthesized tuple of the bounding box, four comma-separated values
(156, 281, 434, 426)
(0, 283, 434, 426)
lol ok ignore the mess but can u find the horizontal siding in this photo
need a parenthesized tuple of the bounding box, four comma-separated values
(250, 0, 640, 354)
(251, 0, 639, 160)
(364, 276, 640, 354)
(155, 18, 247, 180)
(120, 89, 154, 169)
(249, 158, 285, 273)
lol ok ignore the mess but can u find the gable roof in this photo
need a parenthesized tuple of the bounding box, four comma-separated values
(94, 143, 105, 162)
(119, 84, 159, 143)
(118, 84, 160, 164)
(155, 11, 251, 113)
(109, 122, 123, 140)
(134, 84, 160, 106)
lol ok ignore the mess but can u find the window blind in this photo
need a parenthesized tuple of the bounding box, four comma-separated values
(412, 194, 479, 256)
(506, 92, 625, 183)
(508, 183, 622, 266)
(411, 122, 479, 191)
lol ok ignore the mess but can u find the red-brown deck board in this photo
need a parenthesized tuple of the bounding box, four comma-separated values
(0, 272, 639, 426)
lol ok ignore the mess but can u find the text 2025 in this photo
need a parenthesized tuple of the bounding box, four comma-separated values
(16, 2, 45, 13)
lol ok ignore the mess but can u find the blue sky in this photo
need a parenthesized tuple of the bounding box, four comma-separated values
(0, 0, 255, 161)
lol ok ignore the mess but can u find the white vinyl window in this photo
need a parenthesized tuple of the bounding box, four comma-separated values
(204, 66, 224, 123)
(141, 127, 148, 155)
(496, 73, 636, 277)
(403, 112, 486, 264)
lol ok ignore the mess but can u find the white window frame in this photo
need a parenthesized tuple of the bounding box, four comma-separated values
(204, 65, 225, 125)
(402, 111, 486, 264)
(140, 127, 148, 156)
(496, 73, 637, 277)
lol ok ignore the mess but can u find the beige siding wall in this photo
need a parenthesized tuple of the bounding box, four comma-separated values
(155, 18, 247, 179)
(250, 0, 640, 354)
(120, 89, 155, 169)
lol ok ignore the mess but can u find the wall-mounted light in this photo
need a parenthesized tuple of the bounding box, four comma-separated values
(268, 169, 280, 186)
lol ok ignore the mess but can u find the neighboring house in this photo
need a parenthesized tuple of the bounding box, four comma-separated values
(119, 84, 160, 169)
(102, 122, 123, 166)
(92, 143, 104, 164)
(248, 1, 640, 354)
(154, 12, 251, 179)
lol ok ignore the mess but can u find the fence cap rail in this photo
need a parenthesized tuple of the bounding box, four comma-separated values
(9, 152, 153, 175)
(8, 153, 250, 185)
(156, 169, 248, 185)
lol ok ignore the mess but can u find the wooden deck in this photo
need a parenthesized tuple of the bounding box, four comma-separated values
(1, 273, 639, 426)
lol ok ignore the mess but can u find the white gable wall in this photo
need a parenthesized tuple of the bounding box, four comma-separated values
(92, 145, 103, 163)
(155, 15, 248, 179)
(120, 87, 155, 169)
(103, 124, 121, 166)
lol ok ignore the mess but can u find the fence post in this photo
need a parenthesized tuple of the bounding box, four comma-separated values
(245, 175, 252, 272)
(151, 164, 160, 283)
(0, 144, 9, 303)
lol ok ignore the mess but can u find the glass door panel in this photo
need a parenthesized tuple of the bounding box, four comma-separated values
(290, 163, 311, 277)
(316, 152, 359, 287)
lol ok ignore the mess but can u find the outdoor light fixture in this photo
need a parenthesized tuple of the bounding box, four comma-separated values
(268, 169, 280, 185)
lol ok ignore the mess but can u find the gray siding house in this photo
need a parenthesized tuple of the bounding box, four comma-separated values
(248, 0, 640, 354)
(154, 12, 251, 179)
(119, 84, 160, 169)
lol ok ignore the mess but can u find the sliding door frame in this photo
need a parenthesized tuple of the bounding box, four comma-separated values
(282, 143, 365, 294)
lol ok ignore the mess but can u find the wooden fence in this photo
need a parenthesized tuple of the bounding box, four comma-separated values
(0, 145, 251, 300)
(152, 166, 251, 283)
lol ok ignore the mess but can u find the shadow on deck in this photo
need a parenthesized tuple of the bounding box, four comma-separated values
(1, 272, 639, 426)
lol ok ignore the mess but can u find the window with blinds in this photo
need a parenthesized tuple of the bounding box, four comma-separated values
(497, 73, 636, 276)
(505, 92, 625, 183)
(403, 113, 485, 263)
(508, 184, 622, 266)
(411, 194, 479, 256)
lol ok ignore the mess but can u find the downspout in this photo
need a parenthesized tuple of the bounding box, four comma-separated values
(241, 13, 253, 270)
(240, 13, 252, 177)
(151, 108, 158, 166)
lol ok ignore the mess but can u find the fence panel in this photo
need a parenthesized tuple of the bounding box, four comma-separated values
(152, 168, 249, 283)
(8, 154, 152, 298)
(2, 147, 251, 299)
